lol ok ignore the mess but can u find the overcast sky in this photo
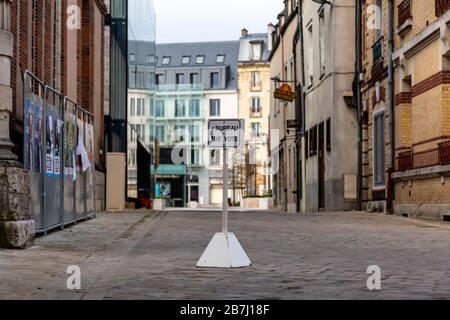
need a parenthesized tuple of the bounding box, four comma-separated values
(152, 0, 284, 43)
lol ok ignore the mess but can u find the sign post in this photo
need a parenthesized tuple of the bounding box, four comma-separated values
(197, 119, 251, 268)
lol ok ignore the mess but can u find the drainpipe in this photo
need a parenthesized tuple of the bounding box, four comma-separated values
(355, 0, 363, 210)
(297, 0, 306, 213)
(387, 0, 395, 213)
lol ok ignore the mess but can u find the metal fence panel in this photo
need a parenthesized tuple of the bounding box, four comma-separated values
(24, 70, 97, 234)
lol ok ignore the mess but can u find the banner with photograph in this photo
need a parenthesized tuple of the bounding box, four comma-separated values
(53, 119, 63, 176)
(33, 104, 43, 173)
(45, 115, 54, 176)
(24, 99, 34, 171)
(64, 113, 76, 176)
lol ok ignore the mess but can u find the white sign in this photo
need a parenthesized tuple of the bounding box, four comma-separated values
(208, 119, 245, 148)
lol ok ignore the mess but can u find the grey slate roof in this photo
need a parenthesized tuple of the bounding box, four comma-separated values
(238, 33, 270, 63)
(155, 41, 240, 90)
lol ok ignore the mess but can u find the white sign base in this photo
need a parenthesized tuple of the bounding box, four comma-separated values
(196, 233, 252, 268)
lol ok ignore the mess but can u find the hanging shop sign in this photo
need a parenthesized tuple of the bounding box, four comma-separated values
(274, 84, 295, 103)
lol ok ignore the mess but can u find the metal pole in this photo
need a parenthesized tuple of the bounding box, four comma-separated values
(222, 145, 228, 234)
(42, 87, 48, 235)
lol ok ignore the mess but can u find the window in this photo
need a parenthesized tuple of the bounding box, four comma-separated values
(155, 74, 164, 86)
(189, 99, 200, 117)
(143, 99, 146, 116)
(375, 0, 383, 40)
(307, 23, 314, 87)
(305, 130, 309, 159)
(210, 149, 221, 166)
(251, 71, 261, 89)
(210, 99, 221, 116)
(190, 148, 200, 165)
(374, 112, 385, 186)
(251, 97, 261, 114)
(319, 9, 326, 76)
(141, 125, 146, 141)
(146, 55, 154, 64)
(210, 72, 220, 89)
(309, 126, 317, 156)
(176, 73, 185, 85)
(251, 42, 262, 60)
(216, 55, 225, 63)
(174, 125, 186, 143)
(137, 98, 142, 116)
(326, 118, 331, 152)
(136, 124, 142, 140)
(182, 56, 191, 64)
(189, 125, 200, 143)
(175, 100, 186, 117)
(251, 123, 261, 137)
(161, 56, 171, 65)
(149, 125, 154, 142)
(130, 53, 135, 62)
(196, 55, 205, 64)
(150, 99, 154, 117)
(155, 126, 165, 143)
(130, 98, 136, 116)
(155, 100, 165, 117)
(190, 73, 199, 85)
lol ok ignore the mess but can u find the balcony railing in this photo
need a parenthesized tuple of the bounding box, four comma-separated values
(398, 0, 412, 26)
(398, 150, 413, 171)
(436, 0, 450, 17)
(155, 84, 204, 91)
(438, 141, 450, 165)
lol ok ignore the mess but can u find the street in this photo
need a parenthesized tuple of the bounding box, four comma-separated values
(1, 210, 450, 300)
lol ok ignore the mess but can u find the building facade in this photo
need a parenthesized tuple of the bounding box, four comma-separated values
(361, 0, 450, 219)
(269, 1, 299, 213)
(301, 0, 358, 213)
(269, 0, 358, 213)
(237, 29, 272, 199)
(128, 40, 240, 207)
(0, 0, 107, 247)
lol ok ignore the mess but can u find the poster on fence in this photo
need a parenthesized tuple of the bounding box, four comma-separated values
(46, 115, 54, 176)
(86, 124, 94, 165)
(33, 104, 42, 173)
(24, 99, 34, 171)
(53, 119, 63, 176)
(64, 113, 76, 176)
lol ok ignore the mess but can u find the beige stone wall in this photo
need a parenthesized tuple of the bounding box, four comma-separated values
(238, 63, 271, 195)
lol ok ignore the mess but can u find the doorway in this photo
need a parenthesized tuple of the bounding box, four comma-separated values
(318, 122, 325, 209)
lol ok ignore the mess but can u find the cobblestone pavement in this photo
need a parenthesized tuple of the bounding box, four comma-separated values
(1, 210, 450, 300)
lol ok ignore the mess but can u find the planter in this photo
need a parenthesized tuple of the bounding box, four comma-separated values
(153, 198, 166, 210)
(241, 197, 274, 210)
(189, 201, 198, 209)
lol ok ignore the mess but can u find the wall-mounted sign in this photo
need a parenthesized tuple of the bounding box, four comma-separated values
(274, 84, 295, 102)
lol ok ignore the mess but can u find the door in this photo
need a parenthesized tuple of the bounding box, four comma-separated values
(318, 123, 325, 209)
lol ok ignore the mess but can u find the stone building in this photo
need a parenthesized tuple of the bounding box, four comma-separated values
(269, 0, 299, 213)
(269, 0, 357, 213)
(0, 0, 108, 247)
(391, 0, 450, 219)
(301, 0, 358, 213)
(237, 29, 272, 198)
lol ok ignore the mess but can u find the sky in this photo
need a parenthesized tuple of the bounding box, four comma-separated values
(152, 0, 285, 43)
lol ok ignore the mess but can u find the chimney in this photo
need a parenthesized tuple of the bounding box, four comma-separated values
(241, 28, 248, 38)
(267, 23, 274, 52)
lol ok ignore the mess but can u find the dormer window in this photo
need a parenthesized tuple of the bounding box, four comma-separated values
(251, 41, 263, 61)
(162, 56, 171, 65)
(216, 55, 225, 63)
(182, 56, 191, 64)
(196, 55, 205, 64)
